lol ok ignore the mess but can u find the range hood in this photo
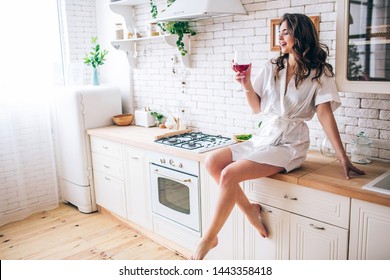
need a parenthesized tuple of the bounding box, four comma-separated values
(155, 0, 247, 21)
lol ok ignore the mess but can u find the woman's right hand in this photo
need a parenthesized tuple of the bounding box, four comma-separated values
(232, 61, 252, 90)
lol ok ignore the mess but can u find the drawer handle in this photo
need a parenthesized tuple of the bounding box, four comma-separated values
(261, 208, 273, 214)
(102, 146, 109, 149)
(283, 194, 298, 200)
(103, 165, 110, 169)
(310, 223, 325, 230)
(131, 156, 139, 160)
(104, 176, 111, 181)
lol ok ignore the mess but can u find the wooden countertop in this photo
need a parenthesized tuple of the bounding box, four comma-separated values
(88, 125, 390, 207)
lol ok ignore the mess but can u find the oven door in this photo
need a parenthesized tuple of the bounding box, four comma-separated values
(150, 163, 200, 232)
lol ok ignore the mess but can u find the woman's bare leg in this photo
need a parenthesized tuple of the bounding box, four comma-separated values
(191, 149, 283, 260)
(204, 148, 280, 237)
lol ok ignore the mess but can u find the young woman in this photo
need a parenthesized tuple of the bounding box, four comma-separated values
(190, 13, 365, 260)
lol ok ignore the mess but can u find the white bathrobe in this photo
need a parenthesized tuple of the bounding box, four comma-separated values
(230, 60, 341, 172)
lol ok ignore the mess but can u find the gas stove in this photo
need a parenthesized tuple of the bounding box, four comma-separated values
(154, 131, 236, 153)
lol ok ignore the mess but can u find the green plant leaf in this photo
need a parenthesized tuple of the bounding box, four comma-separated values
(149, 1, 195, 56)
(83, 37, 108, 68)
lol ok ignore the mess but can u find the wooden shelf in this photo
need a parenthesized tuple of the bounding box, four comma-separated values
(113, 35, 167, 43)
(109, 0, 192, 68)
(111, 35, 191, 68)
(163, 34, 191, 67)
(109, 0, 148, 6)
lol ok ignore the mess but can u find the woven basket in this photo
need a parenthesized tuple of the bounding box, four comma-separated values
(112, 114, 134, 126)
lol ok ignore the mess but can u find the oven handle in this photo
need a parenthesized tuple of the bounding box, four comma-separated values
(153, 169, 192, 183)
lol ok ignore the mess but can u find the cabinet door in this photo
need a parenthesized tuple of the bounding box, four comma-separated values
(93, 170, 127, 218)
(290, 214, 348, 260)
(245, 204, 289, 260)
(124, 147, 152, 231)
(349, 199, 390, 260)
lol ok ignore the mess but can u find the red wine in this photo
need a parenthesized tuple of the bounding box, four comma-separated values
(233, 64, 250, 72)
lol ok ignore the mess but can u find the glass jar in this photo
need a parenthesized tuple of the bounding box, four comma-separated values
(115, 23, 124, 39)
(320, 137, 336, 157)
(351, 131, 372, 164)
(127, 25, 135, 39)
(147, 23, 159, 37)
(165, 117, 175, 129)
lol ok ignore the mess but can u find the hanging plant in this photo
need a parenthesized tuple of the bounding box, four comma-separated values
(149, 0, 196, 56)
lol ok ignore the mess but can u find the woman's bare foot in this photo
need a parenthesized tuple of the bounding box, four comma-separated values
(190, 236, 218, 260)
(247, 203, 268, 238)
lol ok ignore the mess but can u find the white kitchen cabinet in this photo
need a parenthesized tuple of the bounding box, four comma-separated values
(109, 0, 191, 67)
(91, 137, 127, 218)
(92, 170, 127, 218)
(244, 203, 289, 260)
(290, 214, 348, 260)
(244, 178, 350, 260)
(91, 138, 152, 228)
(349, 199, 390, 260)
(123, 146, 152, 231)
(246, 178, 350, 228)
(91, 136, 122, 159)
(200, 164, 244, 260)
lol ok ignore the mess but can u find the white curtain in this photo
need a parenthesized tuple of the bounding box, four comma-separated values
(0, 1, 62, 226)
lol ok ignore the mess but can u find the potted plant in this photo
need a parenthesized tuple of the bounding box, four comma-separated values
(150, 0, 196, 56)
(83, 36, 109, 85)
(151, 111, 165, 126)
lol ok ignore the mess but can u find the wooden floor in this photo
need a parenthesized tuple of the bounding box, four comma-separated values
(0, 203, 185, 260)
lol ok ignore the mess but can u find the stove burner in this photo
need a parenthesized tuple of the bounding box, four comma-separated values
(190, 132, 203, 139)
(161, 137, 183, 145)
(188, 140, 196, 146)
(155, 131, 235, 153)
(181, 142, 202, 150)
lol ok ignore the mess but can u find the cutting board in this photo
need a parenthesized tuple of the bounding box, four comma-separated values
(154, 129, 192, 140)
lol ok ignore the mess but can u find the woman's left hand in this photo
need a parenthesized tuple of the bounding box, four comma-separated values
(340, 155, 365, 179)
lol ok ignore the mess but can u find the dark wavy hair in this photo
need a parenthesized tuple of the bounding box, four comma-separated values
(271, 13, 334, 87)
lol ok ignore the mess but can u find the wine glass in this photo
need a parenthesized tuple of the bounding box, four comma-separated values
(233, 50, 251, 92)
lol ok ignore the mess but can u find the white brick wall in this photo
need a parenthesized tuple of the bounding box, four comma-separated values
(67, 0, 390, 162)
(60, 0, 98, 84)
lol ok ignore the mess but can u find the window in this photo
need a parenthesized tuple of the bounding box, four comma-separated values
(336, 0, 390, 93)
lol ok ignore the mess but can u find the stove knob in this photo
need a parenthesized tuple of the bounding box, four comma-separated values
(160, 159, 166, 164)
(178, 163, 183, 168)
(169, 159, 175, 166)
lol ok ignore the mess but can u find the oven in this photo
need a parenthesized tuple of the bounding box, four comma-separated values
(149, 152, 200, 233)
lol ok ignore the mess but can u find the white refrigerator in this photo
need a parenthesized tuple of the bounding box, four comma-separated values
(54, 85, 122, 213)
